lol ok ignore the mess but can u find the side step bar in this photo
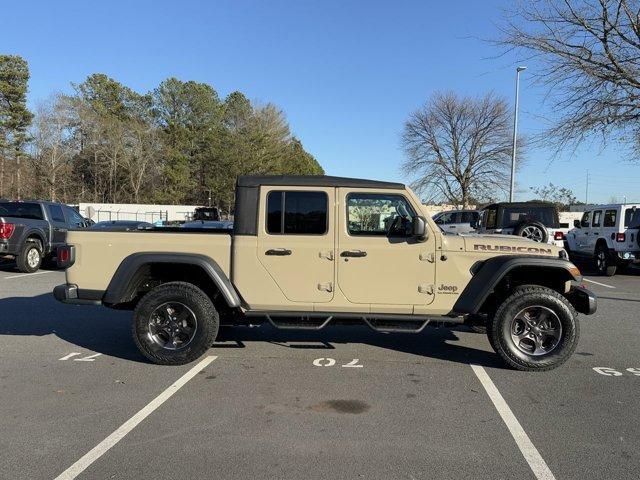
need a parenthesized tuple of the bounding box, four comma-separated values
(362, 318, 431, 334)
(265, 314, 333, 331)
(247, 311, 464, 333)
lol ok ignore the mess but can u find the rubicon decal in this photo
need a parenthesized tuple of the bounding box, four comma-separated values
(474, 245, 553, 255)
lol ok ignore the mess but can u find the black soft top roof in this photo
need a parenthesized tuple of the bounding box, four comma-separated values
(482, 201, 557, 210)
(236, 175, 404, 190)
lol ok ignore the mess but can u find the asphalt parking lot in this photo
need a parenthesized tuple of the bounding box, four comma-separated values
(1, 261, 639, 480)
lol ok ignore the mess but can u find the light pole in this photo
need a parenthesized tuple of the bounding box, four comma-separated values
(509, 66, 526, 202)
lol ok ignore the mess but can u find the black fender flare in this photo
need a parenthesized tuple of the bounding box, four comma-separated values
(21, 228, 48, 251)
(452, 255, 581, 314)
(102, 252, 241, 308)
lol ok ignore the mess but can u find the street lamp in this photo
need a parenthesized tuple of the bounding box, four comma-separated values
(509, 66, 526, 202)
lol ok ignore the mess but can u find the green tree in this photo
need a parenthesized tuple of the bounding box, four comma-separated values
(152, 78, 222, 203)
(0, 55, 33, 198)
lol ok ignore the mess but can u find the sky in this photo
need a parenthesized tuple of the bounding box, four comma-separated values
(2, 0, 638, 203)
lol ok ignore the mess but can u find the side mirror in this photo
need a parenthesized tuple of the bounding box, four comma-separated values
(412, 216, 428, 242)
(471, 218, 479, 229)
(573, 219, 581, 228)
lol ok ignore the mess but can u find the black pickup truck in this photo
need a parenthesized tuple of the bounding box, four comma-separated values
(0, 201, 91, 272)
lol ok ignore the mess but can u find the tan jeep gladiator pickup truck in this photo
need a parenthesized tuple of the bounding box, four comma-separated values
(54, 175, 596, 371)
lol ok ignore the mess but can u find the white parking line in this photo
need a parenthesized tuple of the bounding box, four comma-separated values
(4, 270, 56, 280)
(471, 365, 556, 480)
(583, 278, 615, 289)
(54, 355, 218, 480)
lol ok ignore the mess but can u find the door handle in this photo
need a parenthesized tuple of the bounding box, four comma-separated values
(341, 250, 367, 258)
(593, 232, 599, 236)
(265, 248, 292, 256)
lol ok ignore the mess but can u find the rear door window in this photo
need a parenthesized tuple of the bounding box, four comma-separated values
(266, 191, 328, 235)
(603, 209, 617, 227)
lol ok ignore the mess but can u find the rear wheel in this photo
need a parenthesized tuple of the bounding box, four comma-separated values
(489, 285, 579, 371)
(595, 244, 616, 276)
(133, 282, 219, 365)
(16, 240, 42, 273)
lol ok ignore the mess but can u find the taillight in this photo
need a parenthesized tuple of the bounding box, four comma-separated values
(56, 245, 74, 268)
(554, 231, 565, 241)
(616, 232, 626, 242)
(0, 222, 15, 239)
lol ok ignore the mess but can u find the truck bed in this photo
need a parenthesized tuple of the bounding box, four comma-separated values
(65, 230, 232, 292)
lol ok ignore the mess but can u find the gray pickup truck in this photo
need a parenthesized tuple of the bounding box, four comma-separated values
(0, 201, 91, 272)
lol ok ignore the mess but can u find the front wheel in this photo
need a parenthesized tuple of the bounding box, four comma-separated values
(133, 282, 219, 365)
(489, 285, 579, 371)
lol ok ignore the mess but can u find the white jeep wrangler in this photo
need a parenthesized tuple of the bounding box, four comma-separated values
(565, 204, 640, 276)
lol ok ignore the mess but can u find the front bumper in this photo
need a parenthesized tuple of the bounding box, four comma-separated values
(567, 284, 597, 315)
(53, 284, 102, 305)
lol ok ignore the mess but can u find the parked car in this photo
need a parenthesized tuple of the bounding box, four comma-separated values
(90, 220, 154, 231)
(180, 220, 234, 230)
(432, 209, 479, 234)
(0, 201, 91, 272)
(476, 202, 569, 247)
(54, 175, 595, 371)
(193, 207, 220, 221)
(565, 204, 640, 276)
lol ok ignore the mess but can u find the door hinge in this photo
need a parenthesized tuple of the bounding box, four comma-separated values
(317, 282, 333, 292)
(319, 250, 334, 261)
(419, 252, 435, 263)
(418, 284, 434, 295)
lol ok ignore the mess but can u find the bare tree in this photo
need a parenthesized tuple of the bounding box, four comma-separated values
(401, 92, 520, 206)
(497, 0, 640, 153)
(30, 94, 75, 201)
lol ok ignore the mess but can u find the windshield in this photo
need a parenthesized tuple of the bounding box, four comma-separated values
(0, 202, 44, 220)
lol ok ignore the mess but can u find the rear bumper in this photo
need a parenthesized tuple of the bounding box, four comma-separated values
(53, 284, 103, 305)
(566, 284, 597, 315)
(0, 240, 18, 256)
(614, 250, 640, 262)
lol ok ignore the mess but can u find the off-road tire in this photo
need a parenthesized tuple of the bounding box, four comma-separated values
(133, 282, 219, 365)
(595, 244, 616, 276)
(514, 222, 549, 243)
(489, 285, 579, 372)
(16, 240, 43, 273)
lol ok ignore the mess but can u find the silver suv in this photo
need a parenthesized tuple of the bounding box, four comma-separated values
(565, 204, 640, 276)
(432, 209, 479, 234)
